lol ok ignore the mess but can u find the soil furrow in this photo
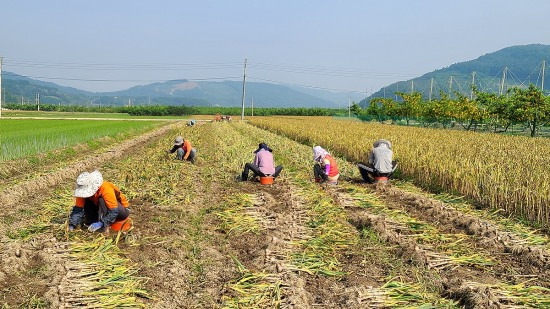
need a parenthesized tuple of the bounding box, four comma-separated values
(335, 185, 550, 308)
(380, 185, 550, 269)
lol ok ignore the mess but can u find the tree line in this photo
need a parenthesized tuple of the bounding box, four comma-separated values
(3, 103, 344, 117)
(355, 84, 550, 137)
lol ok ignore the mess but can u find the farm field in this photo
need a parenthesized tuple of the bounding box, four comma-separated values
(250, 116, 550, 229)
(1, 110, 188, 120)
(0, 119, 162, 161)
(0, 118, 549, 308)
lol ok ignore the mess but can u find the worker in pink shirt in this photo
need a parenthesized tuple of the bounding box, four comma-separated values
(241, 143, 283, 181)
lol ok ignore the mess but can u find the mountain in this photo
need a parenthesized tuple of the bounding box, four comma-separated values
(106, 80, 338, 108)
(360, 44, 550, 107)
(2, 73, 342, 108)
(2, 72, 92, 104)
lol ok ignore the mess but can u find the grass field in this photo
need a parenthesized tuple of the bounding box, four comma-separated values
(0, 118, 548, 308)
(1, 109, 189, 119)
(0, 119, 161, 161)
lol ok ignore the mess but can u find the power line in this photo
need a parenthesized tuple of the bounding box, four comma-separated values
(3, 72, 241, 82)
(4, 58, 243, 70)
(248, 76, 365, 93)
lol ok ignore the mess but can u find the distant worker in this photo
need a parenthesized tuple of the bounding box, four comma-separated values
(187, 119, 196, 127)
(68, 170, 130, 232)
(241, 143, 283, 181)
(313, 146, 339, 185)
(357, 139, 397, 183)
(167, 136, 197, 163)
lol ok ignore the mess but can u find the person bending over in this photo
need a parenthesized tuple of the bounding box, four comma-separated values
(313, 145, 339, 185)
(68, 170, 130, 232)
(167, 136, 197, 163)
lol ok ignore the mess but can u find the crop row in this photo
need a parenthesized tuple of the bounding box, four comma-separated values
(249, 116, 550, 229)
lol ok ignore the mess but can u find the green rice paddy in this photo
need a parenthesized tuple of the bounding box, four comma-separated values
(0, 119, 161, 161)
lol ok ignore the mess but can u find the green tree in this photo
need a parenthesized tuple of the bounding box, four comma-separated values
(423, 92, 454, 128)
(371, 97, 400, 122)
(395, 91, 423, 125)
(453, 92, 486, 131)
(509, 84, 550, 137)
(350, 102, 362, 116)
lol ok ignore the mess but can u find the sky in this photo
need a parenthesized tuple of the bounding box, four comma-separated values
(1, 0, 549, 94)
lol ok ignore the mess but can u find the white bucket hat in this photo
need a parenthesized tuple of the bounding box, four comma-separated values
(74, 170, 103, 198)
(174, 136, 184, 146)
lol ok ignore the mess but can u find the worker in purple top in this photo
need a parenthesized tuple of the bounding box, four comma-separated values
(241, 143, 283, 181)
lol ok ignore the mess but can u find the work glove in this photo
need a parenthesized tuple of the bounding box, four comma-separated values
(68, 225, 75, 231)
(88, 222, 104, 232)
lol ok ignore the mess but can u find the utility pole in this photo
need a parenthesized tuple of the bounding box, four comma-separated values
(429, 77, 434, 102)
(251, 97, 254, 117)
(411, 80, 414, 93)
(240, 58, 247, 120)
(148, 95, 151, 105)
(383, 87, 386, 99)
(21, 90, 23, 105)
(499, 67, 507, 96)
(542, 60, 546, 93)
(0, 57, 3, 118)
(470, 72, 476, 100)
(448, 76, 453, 96)
(36, 93, 40, 111)
(395, 84, 399, 101)
(348, 96, 351, 117)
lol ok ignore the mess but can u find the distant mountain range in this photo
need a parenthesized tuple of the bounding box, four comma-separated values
(3, 44, 549, 108)
(2, 72, 364, 108)
(360, 44, 550, 107)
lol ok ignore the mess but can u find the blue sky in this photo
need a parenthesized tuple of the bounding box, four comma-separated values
(1, 0, 549, 93)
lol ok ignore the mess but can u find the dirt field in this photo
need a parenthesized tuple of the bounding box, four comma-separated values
(1, 120, 549, 308)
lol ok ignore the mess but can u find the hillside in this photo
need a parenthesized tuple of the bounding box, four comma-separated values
(360, 44, 550, 106)
(107, 80, 337, 108)
(2, 74, 347, 108)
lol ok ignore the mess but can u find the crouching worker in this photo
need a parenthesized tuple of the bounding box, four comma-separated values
(357, 139, 397, 183)
(68, 170, 130, 232)
(313, 146, 339, 185)
(167, 136, 197, 163)
(241, 143, 283, 181)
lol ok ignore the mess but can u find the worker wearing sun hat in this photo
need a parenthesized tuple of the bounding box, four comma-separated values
(357, 139, 397, 183)
(68, 170, 130, 232)
(167, 136, 197, 163)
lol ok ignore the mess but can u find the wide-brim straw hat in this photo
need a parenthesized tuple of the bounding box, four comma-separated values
(74, 170, 103, 198)
(373, 139, 392, 149)
(174, 136, 184, 146)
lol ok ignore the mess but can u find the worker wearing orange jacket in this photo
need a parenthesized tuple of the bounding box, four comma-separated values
(313, 146, 339, 185)
(68, 170, 130, 232)
(167, 136, 197, 163)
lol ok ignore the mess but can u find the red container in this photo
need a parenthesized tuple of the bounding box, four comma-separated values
(374, 176, 389, 183)
(110, 218, 132, 231)
(259, 176, 274, 185)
